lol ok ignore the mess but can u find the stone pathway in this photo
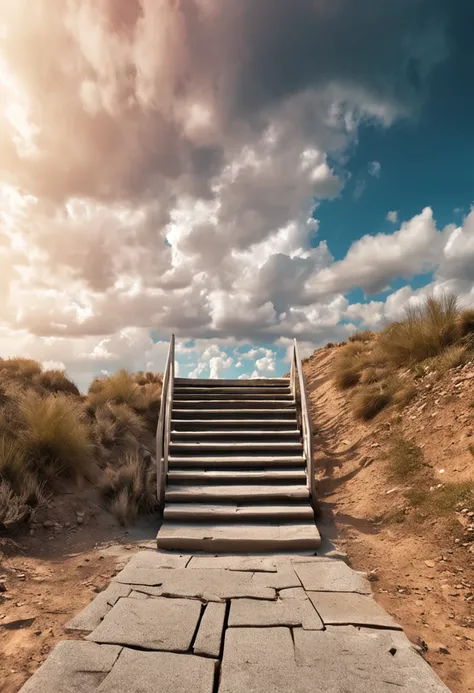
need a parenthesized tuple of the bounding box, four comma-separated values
(19, 551, 452, 692)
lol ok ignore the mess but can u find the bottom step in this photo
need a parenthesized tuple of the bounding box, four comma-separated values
(156, 522, 321, 552)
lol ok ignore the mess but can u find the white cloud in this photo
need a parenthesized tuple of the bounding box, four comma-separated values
(368, 161, 381, 177)
(386, 210, 398, 223)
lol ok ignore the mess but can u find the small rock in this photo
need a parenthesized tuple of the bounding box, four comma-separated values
(76, 516, 84, 525)
(367, 570, 379, 582)
(424, 560, 436, 568)
(0, 583, 6, 593)
(438, 646, 450, 655)
(43, 520, 54, 529)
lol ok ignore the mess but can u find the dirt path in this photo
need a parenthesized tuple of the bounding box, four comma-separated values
(306, 347, 474, 693)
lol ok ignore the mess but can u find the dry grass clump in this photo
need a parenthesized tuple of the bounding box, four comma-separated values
(378, 294, 460, 366)
(88, 369, 139, 409)
(348, 330, 374, 343)
(388, 437, 424, 479)
(406, 481, 474, 517)
(352, 385, 392, 420)
(36, 369, 80, 396)
(98, 450, 157, 525)
(458, 308, 474, 337)
(94, 402, 146, 461)
(17, 390, 97, 483)
(0, 358, 42, 378)
(335, 367, 361, 390)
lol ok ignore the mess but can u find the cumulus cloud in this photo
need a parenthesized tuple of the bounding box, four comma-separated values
(386, 210, 399, 223)
(368, 161, 381, 178)
(0, 1, 462, 383)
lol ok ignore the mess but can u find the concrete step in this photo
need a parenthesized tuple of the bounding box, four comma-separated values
(171, 430, 300, 441)
(165, 484, 309, 503)
(171, 418, 298, 430)
(168, 455, 306, 468)
(173, 393, 294, 401)
(167, 469, 307, 483)
(156, 522, 321, 552)
(169, 441, 303, 454)
(172, 408, 297, 419)
(174, 378, 289, 387)
(174, 387, 291, 396)
(163, 503, 314, 522)
(172, 400, 296, 409)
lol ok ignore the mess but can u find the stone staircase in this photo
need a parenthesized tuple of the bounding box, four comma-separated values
(156, 375, 321, 552)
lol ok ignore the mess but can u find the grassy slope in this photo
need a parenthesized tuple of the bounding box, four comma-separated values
(0, 362, 162, 530)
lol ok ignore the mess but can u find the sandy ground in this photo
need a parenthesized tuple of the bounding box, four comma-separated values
(305, 346, 474, 693)
(0, 491, 158, 693)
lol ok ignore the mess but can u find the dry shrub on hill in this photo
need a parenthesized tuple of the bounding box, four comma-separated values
(0, 360, 162, 530)
(332, 294, 474, 421)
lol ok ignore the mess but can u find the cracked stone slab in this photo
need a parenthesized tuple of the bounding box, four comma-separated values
(187, 556, 277, 572)
(219, 627, 298, 693)
(87, 597, 201, 651)
(97, 648, 216, 693)
(308, 591, 402, 629)
(112, 552, 188, 584)
(294, 628, 451, 692)
(293, 559, 371, 594)
(116, 568, 275, 602)
(253, 562, 300, 590)
(193, 602, 226, 658)
(19, 641, 122, 693)
(65, 584, 131, 633)
(228, 596, 323, 630)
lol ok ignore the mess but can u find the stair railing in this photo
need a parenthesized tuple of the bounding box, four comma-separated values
(156, 334, 175, 508)
(290, 339, 316, 508)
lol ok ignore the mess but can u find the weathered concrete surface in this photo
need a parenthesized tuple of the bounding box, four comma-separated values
(194, 602, 226, 657)
(19, 641, 122, 693)
(115, 566, 276, 602)
(293, 558, 371, 594)
(87, 597, 201, 651)
(228, 596, 323, 630)
(65, 583, 131, 633)
(308, 590, 402, 628)
(187, 555, 277, 572)
(97, 648, 216, 693)
(20, 551, 452, 693)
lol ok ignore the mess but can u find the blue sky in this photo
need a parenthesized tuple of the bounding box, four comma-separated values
(1, 1, 474, 389)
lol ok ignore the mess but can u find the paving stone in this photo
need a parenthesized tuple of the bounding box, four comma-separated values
(294, 628, 451, 692)
(129, 590, 149, 599)
(19, 641, 121, 693)
(116, 567, 275, 602)
(219, 627, 298, 693)
(254, 562, 300, 590)
(97, 648, 216, 693)
(293, 559, 371, 594)
(65, 584, 131, 633)
(113, 552, 188, 584)
(308, 591, 402, 629)
(193, 602, 226, 658)
(87, 597, 201, 651)
(187, 556, 277, 572)
(228, 596, 323, 630)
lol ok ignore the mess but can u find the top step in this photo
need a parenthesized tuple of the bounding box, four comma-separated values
(174, 378, 289, 387)
(174, 387, 291, 396)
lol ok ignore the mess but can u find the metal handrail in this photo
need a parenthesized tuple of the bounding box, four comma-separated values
(290, 339, 316, 507)
(156, 334, 175, 507)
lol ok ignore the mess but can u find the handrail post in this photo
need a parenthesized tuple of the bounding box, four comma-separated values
(292, 339, 316, 510)
(156, 335, 175, 509)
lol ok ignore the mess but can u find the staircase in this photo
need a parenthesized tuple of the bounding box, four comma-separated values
(155, 338, 321, 552)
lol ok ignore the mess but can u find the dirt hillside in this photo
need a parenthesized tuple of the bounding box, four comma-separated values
(305, 345, 474, 693)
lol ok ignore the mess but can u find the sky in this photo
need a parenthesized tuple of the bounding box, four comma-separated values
(1, 1, 474, 390)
